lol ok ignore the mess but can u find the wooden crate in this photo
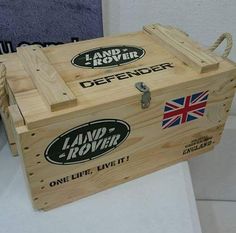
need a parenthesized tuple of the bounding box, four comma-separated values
(0, 23, 235, 210)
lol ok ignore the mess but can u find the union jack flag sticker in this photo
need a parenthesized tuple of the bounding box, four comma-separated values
(162, 91, 209, 129)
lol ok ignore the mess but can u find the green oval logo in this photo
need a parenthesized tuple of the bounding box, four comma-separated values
(71, 45, 146, 69)
(45, 119, 131, 165)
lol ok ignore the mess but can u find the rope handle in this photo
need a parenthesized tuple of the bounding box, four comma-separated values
(173, 26, 233, 58)
(209, 33, 233, 58)
(0, 63, 9, 118)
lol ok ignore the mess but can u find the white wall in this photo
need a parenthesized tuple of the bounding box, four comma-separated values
(102, 0, 236, 200)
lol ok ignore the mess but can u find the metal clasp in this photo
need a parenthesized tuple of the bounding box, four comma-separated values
(135, 82, 151, 109)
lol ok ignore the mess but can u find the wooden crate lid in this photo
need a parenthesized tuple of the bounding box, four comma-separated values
(1, 24, 236, 130)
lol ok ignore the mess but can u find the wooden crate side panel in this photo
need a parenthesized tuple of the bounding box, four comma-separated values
(0, 111, 17, 155)
(1, 84, 25, 156)
(30, 125, 223, 210)
(41, 125, 221, 211)
(15, 71, 235, 210)
(0, 83, 19, 155)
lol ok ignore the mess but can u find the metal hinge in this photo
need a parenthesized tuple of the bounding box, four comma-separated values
(135, 82, 151, 109)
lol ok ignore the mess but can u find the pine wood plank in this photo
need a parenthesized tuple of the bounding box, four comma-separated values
(144, 24, 219, 73)
(9, 105, 25, 128)
(17, 46, 77, 111)
(0, 111, 18, 156)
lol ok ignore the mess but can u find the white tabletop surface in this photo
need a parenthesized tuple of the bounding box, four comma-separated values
(0, 121, 202, 233)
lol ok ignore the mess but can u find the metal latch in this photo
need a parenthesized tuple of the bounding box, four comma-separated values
(135, 82, 151, 109)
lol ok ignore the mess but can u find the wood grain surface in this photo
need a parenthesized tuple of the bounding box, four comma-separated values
(0, 23, 235, 210)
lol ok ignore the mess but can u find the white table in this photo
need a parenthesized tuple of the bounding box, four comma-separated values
(0, 122, 202, 233)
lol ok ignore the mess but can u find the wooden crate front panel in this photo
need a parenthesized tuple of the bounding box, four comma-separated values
(14, 70, 235, 210)
(20, 124, 222, 210)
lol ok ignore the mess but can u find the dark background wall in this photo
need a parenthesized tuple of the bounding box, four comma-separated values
(0, 0, 103, 53)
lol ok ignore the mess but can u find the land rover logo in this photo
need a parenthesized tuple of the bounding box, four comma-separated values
(45, 119, 131, 165)
(71, 45, 146, 68)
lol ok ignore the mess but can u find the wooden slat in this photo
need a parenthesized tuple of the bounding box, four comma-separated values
(7, 105, 25, 157)
(144, 24, 219, 73)
(9, 105, 25, 128)
(17, 46, 77, 111)
(0, 110, 18, 156)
